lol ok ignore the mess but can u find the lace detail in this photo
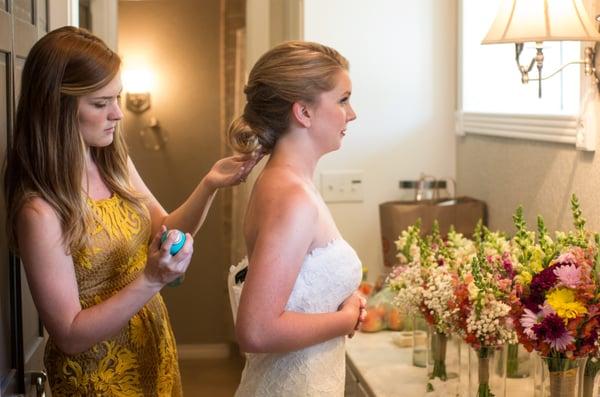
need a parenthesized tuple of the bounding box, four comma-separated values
(235, 238, 362, 396)
(44, 195, 182, 396)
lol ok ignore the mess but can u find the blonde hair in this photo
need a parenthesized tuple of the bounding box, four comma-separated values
(228, 41, 349, 154)
(4, 26, 143, 253)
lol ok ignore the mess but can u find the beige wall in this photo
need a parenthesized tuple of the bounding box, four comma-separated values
(456, 134, 599, 235)
(118, 0, 228, 344)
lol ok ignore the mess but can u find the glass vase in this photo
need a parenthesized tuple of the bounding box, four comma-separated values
(537, 355, 588, 397)
(582, 355, 600, 397)
(426, 329, 461, 396)
(468, 346, 506, 397)
(412, 313, 429, 368)
(505, 343, 532, 378)
(502, 344, 535, 396)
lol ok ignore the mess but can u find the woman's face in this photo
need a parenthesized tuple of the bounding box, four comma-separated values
(309, 70, 357, 152)
(77, 74, 123, 148)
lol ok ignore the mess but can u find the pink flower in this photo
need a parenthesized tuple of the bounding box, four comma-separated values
(389, 265, 407, 278)
(553, 264, 581, 288)
(555, 252, 578, 266)
(520, 308, 540, 340)
(532, 313, 573, 351)
(498, 278, 512, 292)
(548, 332, 574, 351)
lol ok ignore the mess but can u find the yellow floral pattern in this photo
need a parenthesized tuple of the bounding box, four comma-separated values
(44, 195, 182, 396)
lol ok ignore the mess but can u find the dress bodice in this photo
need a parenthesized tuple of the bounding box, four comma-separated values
(235, 238, 362, 397)
(44, 195, 182, 396)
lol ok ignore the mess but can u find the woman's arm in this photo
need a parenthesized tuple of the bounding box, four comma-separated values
(17, 198, 193, 355)
(235, 185, 363, 353)
(128, 154, 262, 237)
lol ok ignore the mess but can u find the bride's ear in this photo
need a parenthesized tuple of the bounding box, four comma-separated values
(291, 102, 311, 128)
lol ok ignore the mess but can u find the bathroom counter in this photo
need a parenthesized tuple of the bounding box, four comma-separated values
(345, 331, 536, 397)
(345, 331, 426, 397)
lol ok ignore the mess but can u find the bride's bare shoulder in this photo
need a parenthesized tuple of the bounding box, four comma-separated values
(250, 167, 317, 219)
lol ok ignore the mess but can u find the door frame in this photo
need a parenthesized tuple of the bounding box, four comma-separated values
(3, 1, 71, 395)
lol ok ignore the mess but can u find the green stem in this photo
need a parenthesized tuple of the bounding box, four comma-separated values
(543, 355, 585, 397)
(477, 382, 495, 397)
(506, 343, 519, 378)
(477, 347, 495, 397)
(430, 332, 448, 381)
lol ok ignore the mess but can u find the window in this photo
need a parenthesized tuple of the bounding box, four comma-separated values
(457, 0, 594, 150)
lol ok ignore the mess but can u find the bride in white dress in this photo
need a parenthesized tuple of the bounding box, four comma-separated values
(228, 41, 366, 397)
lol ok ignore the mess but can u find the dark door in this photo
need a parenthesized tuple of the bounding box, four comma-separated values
(0, 0, 50, 396)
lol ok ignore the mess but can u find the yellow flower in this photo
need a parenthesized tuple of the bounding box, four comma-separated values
(546, 288, 587, 320)
(530, 260, 544, 274)
(515, 271, 532, 286)
(529, 248, 545, 273)
(468, 282, 480, 300)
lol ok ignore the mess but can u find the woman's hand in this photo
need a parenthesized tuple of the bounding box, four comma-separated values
(204, 152, 264, 190)
(208, 152, 264, 188)
(339, 291, 367, 338)
(142, 226, 194, 289)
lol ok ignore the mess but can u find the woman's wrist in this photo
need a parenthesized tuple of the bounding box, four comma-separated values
(137, 271, 164, 294)
(199, 175, 219, 194)
(340, 306, 359, 333)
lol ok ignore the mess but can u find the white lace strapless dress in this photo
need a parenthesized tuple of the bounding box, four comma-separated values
(235, 238, 362, 397)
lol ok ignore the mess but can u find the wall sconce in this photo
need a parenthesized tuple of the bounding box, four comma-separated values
(481, 0, 600, 98)
(122, 68, 155, 113)
(122, 68, 167, 150)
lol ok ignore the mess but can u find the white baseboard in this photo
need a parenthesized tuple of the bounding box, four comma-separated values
(177, 343, 231, 360)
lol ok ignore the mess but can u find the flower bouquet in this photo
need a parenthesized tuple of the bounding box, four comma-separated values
(453, 222, 517, 397)
(388, 221, 428, 366)
(511, 195, 600, 397)
(390, 222, 470, 395)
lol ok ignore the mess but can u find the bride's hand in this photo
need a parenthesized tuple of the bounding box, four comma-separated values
(339, 291, 367, 338)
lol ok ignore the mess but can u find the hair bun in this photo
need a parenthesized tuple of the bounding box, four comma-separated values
(227, 116, 261, 154)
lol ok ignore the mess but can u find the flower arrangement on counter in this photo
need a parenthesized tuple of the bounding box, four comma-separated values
(389, 222, 462, 335)
(452, 222, 517, 397)
(509, 195, 600, 397)
(382, 194, 600, 397)
(389, 222, 470, 394)
(358, 221, 423, 333)
(453, 223, 517, 351)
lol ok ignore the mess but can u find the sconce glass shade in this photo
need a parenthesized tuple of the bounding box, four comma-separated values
(482, 0, 600, 44)
(122, 68, 155, 94)
(122, 68, 155, 113)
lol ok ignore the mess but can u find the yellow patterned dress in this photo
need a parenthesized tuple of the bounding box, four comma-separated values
(44, 194, 182, 396)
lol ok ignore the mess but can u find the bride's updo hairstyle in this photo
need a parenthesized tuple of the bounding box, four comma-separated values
(228, 41, 349, 154)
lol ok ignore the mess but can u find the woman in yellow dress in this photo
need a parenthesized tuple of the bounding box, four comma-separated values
(3, 26, 261, 396)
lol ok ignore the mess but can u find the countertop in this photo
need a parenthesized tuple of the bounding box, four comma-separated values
(346, 331, 427, 397)
(345, 331, 536, 397)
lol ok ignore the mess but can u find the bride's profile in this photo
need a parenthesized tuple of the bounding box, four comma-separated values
(229, 41, 366, 396)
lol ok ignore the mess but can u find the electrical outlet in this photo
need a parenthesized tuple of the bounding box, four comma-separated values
(320, 171, 364, 203)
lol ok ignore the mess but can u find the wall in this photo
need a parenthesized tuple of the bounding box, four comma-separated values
(90, 0, 118, 50)
(118, 0, 228, 345)
(303, 0, 458, 280)
(456, 0, 600, 236)
(245, 0, 303, 67)
(457, 135, 599, 234)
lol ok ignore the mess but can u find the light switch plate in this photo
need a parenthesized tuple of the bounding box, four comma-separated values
(320, 171, 364, 203)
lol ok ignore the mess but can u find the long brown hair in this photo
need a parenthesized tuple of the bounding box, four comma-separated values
(4, 26, 142, 253)
(228, 41, 349, 154)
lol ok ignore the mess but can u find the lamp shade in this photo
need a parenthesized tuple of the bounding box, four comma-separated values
(482, 0, 600, 44)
